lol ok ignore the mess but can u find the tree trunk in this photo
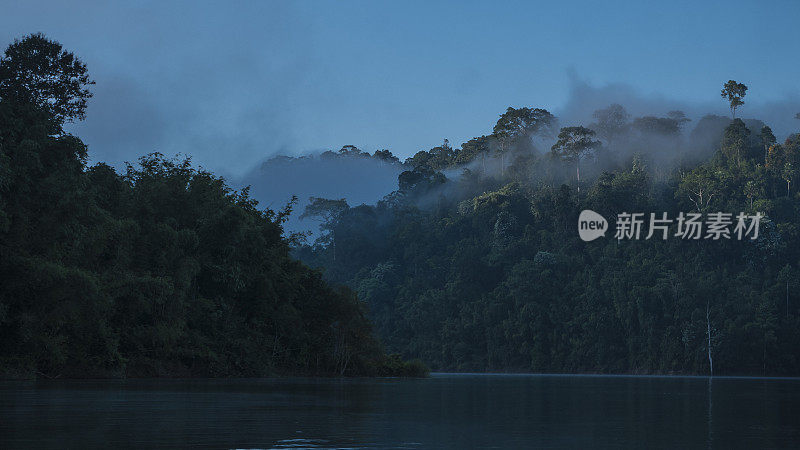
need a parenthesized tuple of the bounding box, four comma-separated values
(706, 301, 713, 377)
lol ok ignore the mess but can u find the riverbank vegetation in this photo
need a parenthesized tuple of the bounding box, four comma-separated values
(0, 34, 427, 379)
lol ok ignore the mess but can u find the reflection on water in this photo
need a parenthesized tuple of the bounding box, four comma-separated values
(707, 377, 714, 450)
(1, 374, 799, 449)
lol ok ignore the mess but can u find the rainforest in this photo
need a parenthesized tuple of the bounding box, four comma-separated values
(2, 32, 800, 381)
(293, 99, 800, 376)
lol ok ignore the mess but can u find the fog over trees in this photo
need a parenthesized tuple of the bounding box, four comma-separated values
(3, 33, 800, 378)
(293, 80, 800, 376)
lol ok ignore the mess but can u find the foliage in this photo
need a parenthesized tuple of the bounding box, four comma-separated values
(298, 101, 800, 377)
(0, 33, 94, 124)
(721, 80, 748, 118)
(0, 35, 423, 379)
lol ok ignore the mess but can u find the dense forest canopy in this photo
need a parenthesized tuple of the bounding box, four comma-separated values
(3, 32, 800, 379)
(0, 34, 425, 379)
(294, 83, 800, 376)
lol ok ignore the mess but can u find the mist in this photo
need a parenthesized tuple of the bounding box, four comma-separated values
(237, 75, 799, 236)
(238, 151, 404, 236)
(557, 74, 800, 140)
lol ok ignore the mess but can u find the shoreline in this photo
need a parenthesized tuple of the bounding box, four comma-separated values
(4, 372, 800, 382)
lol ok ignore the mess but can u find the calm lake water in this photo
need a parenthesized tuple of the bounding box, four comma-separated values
(1, 373, 799, 449)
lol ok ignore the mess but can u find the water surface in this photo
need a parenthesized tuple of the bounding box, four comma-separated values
(1, 373, 798, 448)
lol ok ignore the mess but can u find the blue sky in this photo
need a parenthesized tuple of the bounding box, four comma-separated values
(3, 0, 799, 176)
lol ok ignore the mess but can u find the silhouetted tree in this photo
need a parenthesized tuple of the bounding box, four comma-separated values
(0, 33, 94, 124)
(493, 107, 556, 175)
(721, 80, 747, 118)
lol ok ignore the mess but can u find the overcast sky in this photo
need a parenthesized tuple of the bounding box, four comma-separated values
(3, 0, 800, 177)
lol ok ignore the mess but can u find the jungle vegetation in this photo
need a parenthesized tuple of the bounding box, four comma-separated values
(295, 97, 800, 376)
(0, 34, 426, 379)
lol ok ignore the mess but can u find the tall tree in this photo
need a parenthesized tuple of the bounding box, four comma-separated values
(300, 197, 349, 261)
(706, 301, 714, 376)
(591, 103, 630, 143)
(373, 149, 400, 165)
(455, 136, 492, 173)
(493, 107, 556, 175)
(667, 110, 692, 131)
(493, 107, 557, 141)
(743, 180, 761, 209)
(720, 80, 747, 119)
(676, 166, 722, 212)
(748, 299, 777, 374)
(550, 126, 600, 191)
(632, 116, 680, 136)
(0, 33, 94, 124)
(758, 126, 776, 162)
(721, 119, 751, 165)
(778, 265, 796, 318)
(338, 145, 367, 157)
(766, 144, 785, 172)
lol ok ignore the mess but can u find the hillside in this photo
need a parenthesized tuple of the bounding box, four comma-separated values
(296, 105, 800, 376)
(0, 34, 425, 379)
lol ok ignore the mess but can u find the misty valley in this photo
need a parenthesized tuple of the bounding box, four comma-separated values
(2, 5, 800, 446)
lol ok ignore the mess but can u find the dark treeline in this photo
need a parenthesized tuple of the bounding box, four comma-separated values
(0, 34, 426, 379)
(296, 93, 800, 375)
